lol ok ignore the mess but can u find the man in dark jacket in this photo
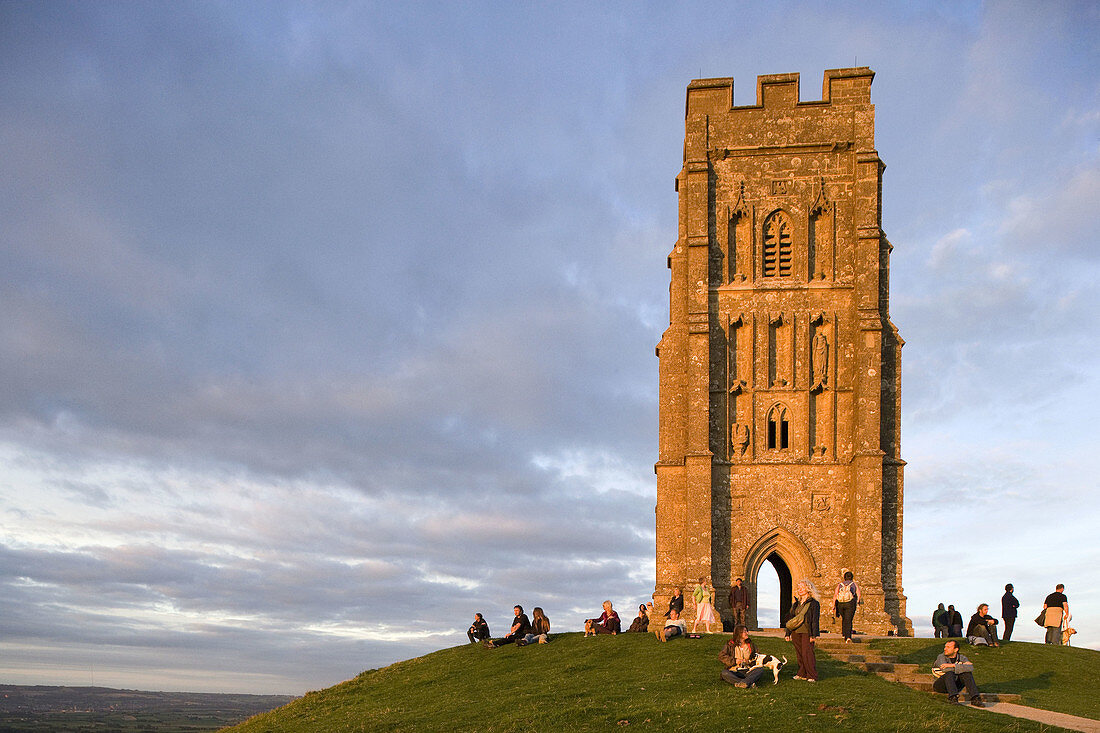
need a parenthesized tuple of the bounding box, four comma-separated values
(1001, 584, 1019, 642)
(966, 604, 999, 646)
(467, 612, 490, 644)
(728, 577, 748, 627)
(946, 605, 964, 637)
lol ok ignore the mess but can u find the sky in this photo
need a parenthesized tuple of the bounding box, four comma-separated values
(1, 0, 1097, 695)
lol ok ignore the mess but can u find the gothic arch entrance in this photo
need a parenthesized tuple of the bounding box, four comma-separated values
(760, 553, 793, 628)
(742, 527, 817, 630)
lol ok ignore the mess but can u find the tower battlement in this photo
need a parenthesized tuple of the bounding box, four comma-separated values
(686, 67, 875, 117)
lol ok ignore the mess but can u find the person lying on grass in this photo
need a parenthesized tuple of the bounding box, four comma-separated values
(655, 609, 686, 642)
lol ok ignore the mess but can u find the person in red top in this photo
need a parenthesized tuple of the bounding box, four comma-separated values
(585, 600, 621, 636)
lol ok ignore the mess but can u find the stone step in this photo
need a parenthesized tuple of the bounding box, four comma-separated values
(815, 636, 874, 644)
(888, 676, 1023, 703)
(864, 662, 921, 674)
(826, 653, 897, 664)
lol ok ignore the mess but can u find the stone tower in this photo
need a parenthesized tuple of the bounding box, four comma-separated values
(654, 68, 912, 636)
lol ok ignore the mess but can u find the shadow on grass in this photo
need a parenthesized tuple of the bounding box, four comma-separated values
(988, 671, 1053, 694)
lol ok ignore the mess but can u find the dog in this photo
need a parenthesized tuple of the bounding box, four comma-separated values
(1063, 626, 1077, 645)
(744, 652, 787, 684)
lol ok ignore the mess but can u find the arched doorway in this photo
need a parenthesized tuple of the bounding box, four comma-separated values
(762, 552, 793, 627)
(741, 527, 816, 630)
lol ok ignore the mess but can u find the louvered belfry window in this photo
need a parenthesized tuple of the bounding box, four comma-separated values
(762, 211, 792, 277)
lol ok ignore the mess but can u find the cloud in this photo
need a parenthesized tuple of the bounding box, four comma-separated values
(0, 0, 1097, 694)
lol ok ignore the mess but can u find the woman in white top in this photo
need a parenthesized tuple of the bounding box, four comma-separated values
(692, 577, 719, 633)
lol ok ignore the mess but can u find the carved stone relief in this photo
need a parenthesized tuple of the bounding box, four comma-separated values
(811, 331, 829, 392)
(731, 423, 750, 456)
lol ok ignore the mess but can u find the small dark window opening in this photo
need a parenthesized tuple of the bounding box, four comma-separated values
(767, 406, 790, 450)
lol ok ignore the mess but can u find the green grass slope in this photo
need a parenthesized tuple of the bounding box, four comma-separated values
(224, 634, 1098, 732)
(871, 638, 1100, 720)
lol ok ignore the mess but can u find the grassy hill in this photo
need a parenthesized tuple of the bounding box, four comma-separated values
(223, 634, 1099, 732)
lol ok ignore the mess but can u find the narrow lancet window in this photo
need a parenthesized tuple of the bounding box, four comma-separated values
(766, 404, 790, 450)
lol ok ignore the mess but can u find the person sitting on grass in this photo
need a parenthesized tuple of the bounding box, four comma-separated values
(966, 604, 1000, 647)
(467, 612, 490, 644)
(655, 609, 686, 642)
(485, 605, 531, 648)
(718, 625, 768, 688)
(585, 600, 621, 636)
(518, 607, 550, 645)
(932, 639, 985, 707)
(627, 604, 650, 633)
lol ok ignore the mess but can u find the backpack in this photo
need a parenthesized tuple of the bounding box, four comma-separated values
(836, 582, 854, 603)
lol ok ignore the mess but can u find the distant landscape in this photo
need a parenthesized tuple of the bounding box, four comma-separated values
(0, 685, 296, 733)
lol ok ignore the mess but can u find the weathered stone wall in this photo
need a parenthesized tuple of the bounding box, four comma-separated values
(655, 69, 912, 636)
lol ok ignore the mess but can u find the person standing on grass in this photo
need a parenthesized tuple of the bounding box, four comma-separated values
(946, 604, 964, 637)
(728, 577, 748, 628)
(718, 626, 768, 688)
(833, 570, 859, 643)
(1042, 584, 1070, 645)
(1001, 584, 1019, 642)
(932, 639, 985, 707)
(932, 603, 947, 638)
(692, 577, 718, 633)
(784, 580, 820, 682)
(467, 613, 490, 644)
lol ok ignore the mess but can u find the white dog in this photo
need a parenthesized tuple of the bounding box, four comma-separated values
(745, 653, 788, 684)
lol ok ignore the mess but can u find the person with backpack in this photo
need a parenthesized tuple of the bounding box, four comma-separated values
(833, 570, 859, 643)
